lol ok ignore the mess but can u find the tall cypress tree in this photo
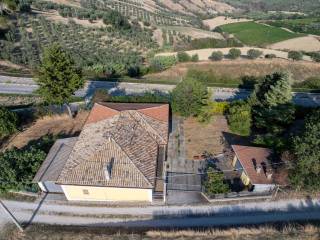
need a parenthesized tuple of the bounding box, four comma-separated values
(36, 44, 84, 112)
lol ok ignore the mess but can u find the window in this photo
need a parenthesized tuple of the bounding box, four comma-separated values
(82, 189, 89, 195)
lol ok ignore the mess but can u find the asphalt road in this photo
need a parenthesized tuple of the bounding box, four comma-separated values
(1, 75, 320, 107)
(1, 197, 320, 228)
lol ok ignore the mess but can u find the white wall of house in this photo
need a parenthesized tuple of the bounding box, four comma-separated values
(38, 181, 64, 193)
(253, 184, 275, 192)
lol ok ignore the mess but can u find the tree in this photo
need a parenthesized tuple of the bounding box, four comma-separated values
(177, 51, 191, 62)
(247, 49, 263, 59)
(0, 107, 18, 139)
(36, 44, 84, 116)
(171, 77, 208, 117)
(228, 48, 241, 59)
(289, 110, 320, 191)
(204, 169, 230, 195)
(227, 101, 252, 136)
(191, 54, 199, 62)
(209, 51, 223, 61)
(288, 51, 303, 61)
(252, 72, 295, 148)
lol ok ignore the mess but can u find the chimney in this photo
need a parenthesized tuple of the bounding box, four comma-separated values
(267, 171, 273, 180)
(256, 165, 262, 174)
(104, 158, 114, 180)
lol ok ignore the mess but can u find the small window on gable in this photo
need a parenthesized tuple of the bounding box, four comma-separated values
(83, 189, 89, 195)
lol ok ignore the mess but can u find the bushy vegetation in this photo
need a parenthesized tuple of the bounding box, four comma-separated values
(177, 51, 191, 62)
(149, 55, 177, 72)
(293, 77, 320, 90)
(209, 51, 224, 61)
(247, 49, 263, 59)
(177, 37, 242, 51)
(0, 135, 55, 193)
(0, 107, 18, 139)
(265, 18, 320, 35)
(227, 100, 252, 136)
(198, 101, 229, 123)
(289, 109, 320, 191)
(171, 77, 208, 117)
(219, 22, 302, 46)
(228, 48, 241, 59)
(204, 169, 230, 195)
(288, 51, 303, 61)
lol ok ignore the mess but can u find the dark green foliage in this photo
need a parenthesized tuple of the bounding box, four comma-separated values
(289, 109, 320, 191)
(149, 55, 177, 72)
(36, 44, 84, 105)
(265, 53, 276, 59)
(179, 37, 242, 51)
(204, 169, 230, 195)
(247, 49, 263, 59)
(191, 54, 199, 62)
(102, 91, 170, 104)
(288, 51, 303, 61)
(228, 48, 241, 59)
(209, 51, 224, 61)
(103, 10, 130, 29)
(0, 106, 18, 139)
(293, 77, 320, 90)
(227, 100, 252, 136)
(252, 72, 295, 148)
(308, 52, 320, 62)
(171, 77, 208, 117)
(0, 144, 48, 193)
(177, 51, 191, 62)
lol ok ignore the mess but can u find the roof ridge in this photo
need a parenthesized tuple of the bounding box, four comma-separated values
(108, 134, 153, 187)
(129, 110, 166, 144)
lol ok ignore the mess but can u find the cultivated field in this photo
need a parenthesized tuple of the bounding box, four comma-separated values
(161, 26, 224, 39)
(203, 16, 250, 30)
(146, 59, 320, 83)
(219, 22, 302, 46)
(269, 36, 320, 52)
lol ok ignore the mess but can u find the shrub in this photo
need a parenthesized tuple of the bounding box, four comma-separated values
(149, 55, 177, 72)
(288, 51, 303, 61)
(228, 48, 241, 59)
(209, 51, 224, 61)
(191, 54, 199, 62)
(0, 107, 18, 139)
(198, 101, 230, 123)
(265, 54, 276, 59)
(227, 101, 252, 136)
(204, 169, 230, 195)
(177, 51, 191, 62)
(247, 49, 263, 59)
(171, 78, 208, 117)
(293, 77, 320, 90)
(309, 52, 320, 62)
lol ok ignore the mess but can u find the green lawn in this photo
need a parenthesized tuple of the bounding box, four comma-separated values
(219, 21, 302, 46)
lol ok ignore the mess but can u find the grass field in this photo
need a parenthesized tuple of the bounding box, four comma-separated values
(219, 22, 302, 46)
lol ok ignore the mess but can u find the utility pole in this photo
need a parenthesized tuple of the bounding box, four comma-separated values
(0, 200, 24, 232)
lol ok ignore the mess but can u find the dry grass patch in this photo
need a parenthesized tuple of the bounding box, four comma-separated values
(147, 59, 320, 82)
(183, 116, 229, 159)
(5, 112, 89, 150)
(269, 36, 320, 52)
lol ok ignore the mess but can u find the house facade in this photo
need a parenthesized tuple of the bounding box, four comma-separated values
(231, 145, 276, 192)
(33, 103, 169, 202)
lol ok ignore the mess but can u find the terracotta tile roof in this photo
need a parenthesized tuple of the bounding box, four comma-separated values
(56, 103, 169, 189)
(232, 145, 274, 185)
(33, 137, 78, 182)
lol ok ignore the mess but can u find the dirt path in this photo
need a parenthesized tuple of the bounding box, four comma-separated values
(156, 47, 312, 61)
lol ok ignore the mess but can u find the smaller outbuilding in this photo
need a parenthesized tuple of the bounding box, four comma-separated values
(231, 145, 286, 192)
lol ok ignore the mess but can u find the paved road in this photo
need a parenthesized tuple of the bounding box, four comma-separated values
(1, 197, 320, 228)
(1, 75, 320, 107)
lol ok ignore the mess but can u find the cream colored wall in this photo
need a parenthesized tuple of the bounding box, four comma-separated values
(240, 172, 250, 186)
(61, 185, 153, 202)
